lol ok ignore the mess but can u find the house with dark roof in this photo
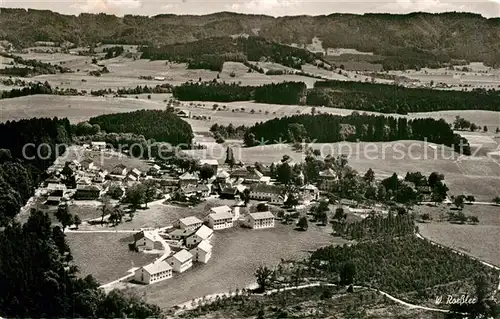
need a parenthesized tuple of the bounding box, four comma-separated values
(111, 164, 127, 176)
(74, 185, 102, 200)
(249, 184, 287, 205)
(318, 168, 338, 191)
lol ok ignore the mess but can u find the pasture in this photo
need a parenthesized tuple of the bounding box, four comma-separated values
(136, 223, 347, 309)
(66, 232, 158, 284)
(416, 204, 500, 267)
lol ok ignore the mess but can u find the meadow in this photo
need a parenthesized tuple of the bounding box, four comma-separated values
(66, 232, 158, 284)
(416, 204, 500, 267)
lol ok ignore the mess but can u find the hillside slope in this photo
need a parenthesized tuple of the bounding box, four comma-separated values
(1, 10, 500, 67)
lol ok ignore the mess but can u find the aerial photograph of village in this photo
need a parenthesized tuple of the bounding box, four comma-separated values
(0, 1, 499, 318)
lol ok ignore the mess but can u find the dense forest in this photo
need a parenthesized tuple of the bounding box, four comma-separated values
(171, 79, 500, 113)
(0, 117, 72, 224)
(0, 210, 162, 317)
(103, 45, 124, 59)
(333, 213, 415, 241)
(1, 10, 500, 68)
(307, 80, 500, 113)
(88, 110, 194, 145)
(310, 236, 499, 304)
(172, 82, 254, 102)
(254, 82, 307, 105)
(243, 113, 471, 154)
(140, 37, 319, 71)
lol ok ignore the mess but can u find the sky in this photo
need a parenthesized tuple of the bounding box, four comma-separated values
(0, 0, 499, 18)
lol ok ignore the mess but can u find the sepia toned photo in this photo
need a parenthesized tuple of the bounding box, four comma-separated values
(0, 1, 499, 318)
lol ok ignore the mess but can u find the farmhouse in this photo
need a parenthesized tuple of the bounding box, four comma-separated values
(111, 164, 127, 176)
(176, 110, 191, 118)
(210, 205, 238, 221)
(207, 210, 234, 230)
(246, 211, 275, 229)
(178, 216, 203, 231)
(91, 141, 106, 151)
(219, 185, 239, 199)
(80, 158, 96, 171)
(168, 228, 195, 241)
(300, 184, 320, 201)
(200, 159, 219, 171)
(179, 172, 199, 186)
(167, 249, 193, 273)
(133, 230, 164, 251)
(186, 225, 214, 248)
(189, 240, 212, 264)
(249, 184, 286, 205)
(318, 168, 338, 191)
(47, 183, 67, 195)
(128, 168, 142, 180)
(134, 261, 172, 284)
(74, 185, 101, 200)
(45, 196, 61, 206)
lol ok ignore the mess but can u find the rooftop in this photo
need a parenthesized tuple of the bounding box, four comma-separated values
(200, 159, 219, 166)
(249, 211, 275, 220)
(209, 210, 233, 220)
(250, 184, 283, 195)
(179, 216, 203, 226)
(210, 205, 232, 215)
(194, 225, 213, 240)
(142, 260, 172, 274)
(196, 239, 212, 253)
(169, 228, 195, 237)
(172, 249, 193, 263)
(179, 172, 199, 180)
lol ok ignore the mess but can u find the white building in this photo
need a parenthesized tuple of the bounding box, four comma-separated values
(167, 249, 193, 273)
(128, 168, 142, 180)
(133, 230, 164, 252)
(178, 216, 203, 231)
(246, 211, 275, 229)
(207, 210, 234, 230)
(91, 141, 106, 150)
(134, 261, 172, 284)
(186, 225, 214, 248)
(189, 240, 212, 264)
(249, 184, 286, 205)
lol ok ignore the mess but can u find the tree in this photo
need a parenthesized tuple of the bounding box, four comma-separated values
(109, 206, 124, 226)
(241, 188, 251, 206)
(256, 203, 268, 212)
(454, 195, 465, 209)
(100, 195, 112, 224)
(276, 162, 293, 185)
(225, 146, 236, 170)
(55, 204, 73, 232)
(199, 164, 216, 181)
(254, 266, 274, 292)
(339, 261, 356, 285)
(363, 168, 375, 184)
(297, 216, 308, 231)
(465, 195, 475, 204)
(496, 127, 500, 134)
(284, 193, 299, 209)
(468, 215, 479, 224)
(107, 184, 123, 200)
(470, 123, 478, 131)
(483, 125, 488, 132)
(377, 185, 387, 202)
(125, 184, 146, 211)
(73, 214, 81, 229)
(334, 207, 346, 221)
(143, 180, 157, 207)
(493, 196, 500, 205)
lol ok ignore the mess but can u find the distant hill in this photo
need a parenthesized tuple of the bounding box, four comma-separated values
(1, 9, 500, 68)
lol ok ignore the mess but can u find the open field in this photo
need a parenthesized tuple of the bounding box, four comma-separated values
(137, 223, 347, 309)
(415, 204, 500, 267)
(67, 232, 158, 284)
(0, 94, 165, 123)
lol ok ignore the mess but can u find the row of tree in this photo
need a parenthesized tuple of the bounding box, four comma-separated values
(0, 53, 71, 76)
(243, 113, 471, 155)
(0, 210, 162, 318)
(88, 109, 194, 146)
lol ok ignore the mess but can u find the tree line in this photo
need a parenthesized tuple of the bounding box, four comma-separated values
(243, 113, 471, 155)
(1, 81, 82, 99)
(307, 80, 500, 113)
(140, 36, 320, 71)
(0, 210, 161, 318)
(103, 45, 124, 59)
(0, 117, 72, 224)
(88, 109, 194, 145)
(0, 53, 71, 76)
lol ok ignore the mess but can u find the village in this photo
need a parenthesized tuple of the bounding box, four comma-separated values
(29, 140, 436, 290)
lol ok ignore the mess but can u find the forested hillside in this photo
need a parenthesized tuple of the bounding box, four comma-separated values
(243, 113, 471, 154)
(1, 10, 500, 68)
(89, 110, 194, 145)
(0, 117, 72, 225)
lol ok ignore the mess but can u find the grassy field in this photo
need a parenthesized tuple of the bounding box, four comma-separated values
(137, 223, 347, 309)
(67, 232, 158, 284)
(415, 204, 500, 267)
(0, 95, 166, 123)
